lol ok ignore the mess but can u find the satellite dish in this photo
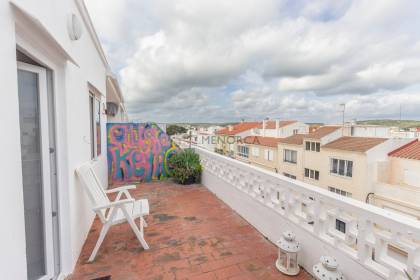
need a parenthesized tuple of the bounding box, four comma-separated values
(67, 13, 83, 41)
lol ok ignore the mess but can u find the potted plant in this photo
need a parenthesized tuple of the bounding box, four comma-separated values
(169, 149, 202, 185)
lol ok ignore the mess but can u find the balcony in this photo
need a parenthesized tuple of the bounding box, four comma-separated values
(68, 181, 311, 279)
(70, 148, 420, 280)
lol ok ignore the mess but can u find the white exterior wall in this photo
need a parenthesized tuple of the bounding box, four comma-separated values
(351, 126, 391, 138)
(0, 0, 111, 278)
(256, 122, 309, 138)
(320, 127, 343, 145)
(367, 138, 412, 192)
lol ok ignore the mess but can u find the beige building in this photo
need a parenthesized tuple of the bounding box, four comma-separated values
(277, 134, 305, 180)
(277, 126, 342, 183)
(237, 136, 283, 172)
(319, 137, 392, 201)
(277, 125, 412, 203)
(373, 140, 420, 219)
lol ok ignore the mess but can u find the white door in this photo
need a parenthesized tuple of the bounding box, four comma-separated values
(17, 62, 54, 280)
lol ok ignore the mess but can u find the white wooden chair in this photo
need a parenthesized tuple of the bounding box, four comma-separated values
(76, 162, 149, 262)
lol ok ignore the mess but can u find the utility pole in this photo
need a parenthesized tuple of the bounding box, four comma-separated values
(399, 104, 402, 131)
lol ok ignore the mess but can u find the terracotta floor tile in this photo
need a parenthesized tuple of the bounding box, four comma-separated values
(66, 181, 312, 280)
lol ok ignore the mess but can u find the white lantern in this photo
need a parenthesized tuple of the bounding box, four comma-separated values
(313, 256, 345, 280)
(275, 231, 301, 275)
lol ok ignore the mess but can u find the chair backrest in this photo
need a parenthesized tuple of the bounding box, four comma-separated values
(75, 162, 110, 222)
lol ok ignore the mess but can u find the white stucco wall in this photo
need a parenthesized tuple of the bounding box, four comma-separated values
(0, 0, 111, 278)
(0, 2, 27, 279)
(201, 163, 386, 280)
(351, 126, 391, 138)
(257, 122, 309, 138)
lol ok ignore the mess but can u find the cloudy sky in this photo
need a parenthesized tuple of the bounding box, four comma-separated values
(86, 0, 420, 123)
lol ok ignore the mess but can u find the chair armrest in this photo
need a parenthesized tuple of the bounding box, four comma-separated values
(105, 185, 136, 193)
(93, 199, 135, 211)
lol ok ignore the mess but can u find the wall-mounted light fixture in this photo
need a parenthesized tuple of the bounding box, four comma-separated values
(67, 13, 83, 41)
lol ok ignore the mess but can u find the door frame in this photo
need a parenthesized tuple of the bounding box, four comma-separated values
(17, 62, 55, 280)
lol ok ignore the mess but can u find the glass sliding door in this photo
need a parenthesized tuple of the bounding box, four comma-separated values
(17, 62, 54, 280)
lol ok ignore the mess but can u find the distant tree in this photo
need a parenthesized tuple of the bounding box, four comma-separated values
(167, 124, 187, 136)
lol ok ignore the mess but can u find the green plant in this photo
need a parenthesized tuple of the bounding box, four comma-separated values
(169, 149, 202, 185)
(166, 124, 188, 136)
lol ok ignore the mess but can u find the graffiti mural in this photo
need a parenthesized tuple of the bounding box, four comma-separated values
(107, 123, 179, 184)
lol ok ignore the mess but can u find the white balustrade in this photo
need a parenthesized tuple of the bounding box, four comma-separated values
(196, 147, 420, 280)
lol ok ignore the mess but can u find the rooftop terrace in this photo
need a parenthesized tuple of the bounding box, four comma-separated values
(68, 181, 311, 280)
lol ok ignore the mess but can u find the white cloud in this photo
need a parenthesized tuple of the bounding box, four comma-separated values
(86, 0, 420, 123)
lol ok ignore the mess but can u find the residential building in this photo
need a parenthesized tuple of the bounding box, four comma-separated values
(373, 139, 420, 219)
(277, 125, 412, 203)
(215, 121, 260, 156)
(237, 136, 284, 172)
(252, 119, 309, 138)
(3, 2, 420, 279)
(188, 125, 223, 151)
(277, 134, 306, 180)
(300, 126, 342, 186)
(320, 136, 411, 201)
(276, 126, 341, 181)
(1, 1, 126, 279)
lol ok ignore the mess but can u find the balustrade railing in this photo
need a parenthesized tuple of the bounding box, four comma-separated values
(196, 147, 420, 280)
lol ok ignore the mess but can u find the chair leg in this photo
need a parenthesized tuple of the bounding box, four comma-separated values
(123, 209, 149, 250)
(88, 223, 110, 262)
(141, 216, 148, 228)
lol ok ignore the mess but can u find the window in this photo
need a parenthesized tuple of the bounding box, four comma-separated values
(264, 149, 274, 161)
(330, 158, 353, 177)
(304, 168, 319, 180)
(251, 147, 259, 157)
(89, 92, 101, 159)
(284, 149, 297, 164)
(328, 187, 352, 197)
(283, 173, 297, 179)
(293, 129, 299, 134)
(237, 145, 249, 158)
(336, 219, 346, 233)
(305, 141, 320, 152)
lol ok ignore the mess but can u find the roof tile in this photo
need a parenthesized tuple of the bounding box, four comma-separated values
(243, 136, 283, 147)
(305, 126, 341, 139)
(216, 122, 260, 135)
(389, 140, 420, 160)
(322, 136, 387, 152)
(279, 134, 306, 145)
